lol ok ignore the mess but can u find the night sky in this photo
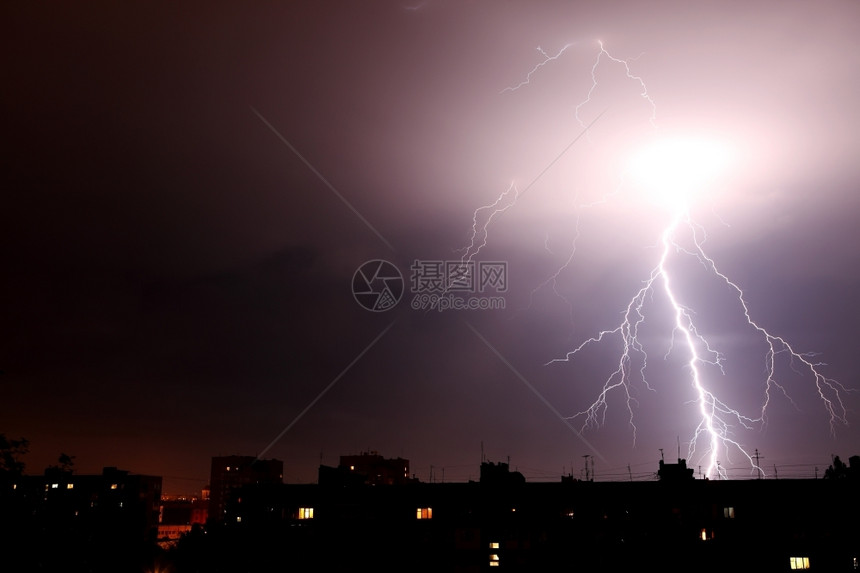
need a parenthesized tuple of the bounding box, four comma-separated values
(5, 1, 860, 494)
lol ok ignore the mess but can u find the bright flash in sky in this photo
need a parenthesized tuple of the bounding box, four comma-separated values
(626, 136, 736, 210)
(482, 39, 849, 480)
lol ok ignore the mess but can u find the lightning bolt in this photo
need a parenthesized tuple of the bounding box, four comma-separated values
(500, 44, 573, 94)
(549, 207, 849, 479)
(456, 43, 577, 268)
(474, 40, 849, 479)
(576, 40, 656, 128)
(524, 40, 654, 311)
(459, 181, 520, 264)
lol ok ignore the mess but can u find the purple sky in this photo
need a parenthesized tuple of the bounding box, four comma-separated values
(5, 1, 860, 493)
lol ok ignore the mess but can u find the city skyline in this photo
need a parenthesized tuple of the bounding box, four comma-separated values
(5, 1, 860, 495)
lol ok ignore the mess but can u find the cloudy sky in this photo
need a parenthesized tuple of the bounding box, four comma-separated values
(5, 0, 860, 492)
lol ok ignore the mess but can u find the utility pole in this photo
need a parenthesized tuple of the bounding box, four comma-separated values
(627, 464, 632, 482)
(754, 449, 764, 479)
(583, 455, 591, 482)
(659, 448, 664, 462)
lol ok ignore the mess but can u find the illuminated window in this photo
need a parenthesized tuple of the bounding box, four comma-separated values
(236, 516, 242, 523)
(51, 483, 58, 489)
(298, 507, 314, 520)
(489, 542, 499, 549)
(490, 554, 500, 567)
(724, 506, 735, 519)
(416, 507, 432, 519)
(349, 465, 355, 471)
(66, 483, 74, 490)
(790, 557, 810, 570)
(110, 484, 118, 490)
(700, 528, 714, 541)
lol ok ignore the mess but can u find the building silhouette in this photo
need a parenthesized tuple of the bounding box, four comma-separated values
(211, 457, 860, 571)
(2, 466, 162, 571)
(319, 450, 417, 486)
(208, 455, 282, 522)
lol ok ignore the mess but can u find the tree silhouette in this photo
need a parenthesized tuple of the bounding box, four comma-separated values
(49, 453, 76, 473)
(0, 433, 29, 478)
(824, 455, 852, 479)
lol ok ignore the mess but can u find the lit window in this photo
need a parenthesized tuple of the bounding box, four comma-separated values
(490, 554, 500, 566)
(66, 483, 74, 490)
(349, 465, 355, 471)
(51, 483, 58, 489)
(236, 516, 242, 523)
(790, 557, 810, 570)
(110, 484, 118, 490)
(416, 507, 432, 519)
(489, 542, 499, 549)
(700, 528, 714, 541)
(298, 507, 314, 520)
(724, 506, 735, 519)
